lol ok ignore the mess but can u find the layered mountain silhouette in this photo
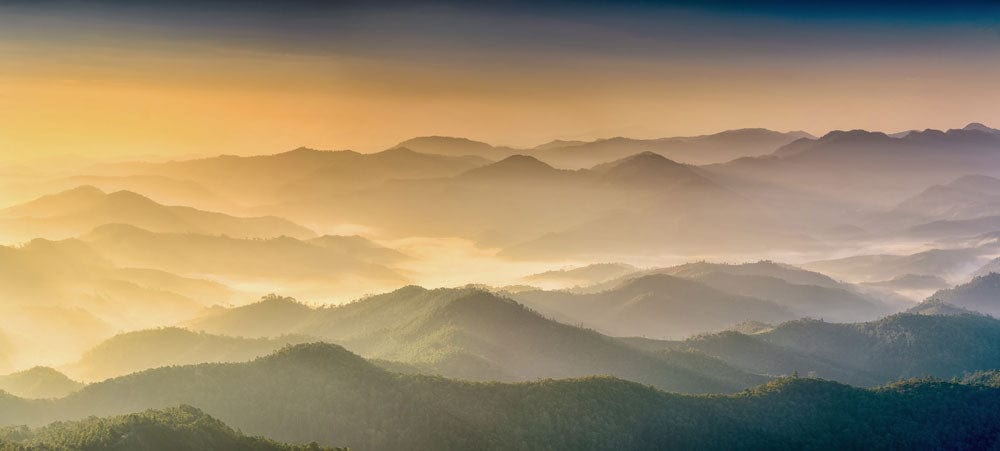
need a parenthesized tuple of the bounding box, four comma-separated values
(0, 237, 230, 366)
(65, 327, 315, 382)
(709, 125, 1000, 206)
(929, 273, 1000, 316)
(186, 287, 765, 393)
(557, 261, 891, 323)
(2, 343, 1000, 450)
(521, 262, 637, 288)
(81, 224, 405, 288)
(804, 247, 988, 284)
(654, 313, 1000, 386)
(0, 186, 314, 243)
(531, 129, 813, 168)
(99, 147, 489, 206)
(0, 367, 82, 399)
(513, 274, 796, 339)
(0, 405, 338, 450)
(395, 129, 810, 167)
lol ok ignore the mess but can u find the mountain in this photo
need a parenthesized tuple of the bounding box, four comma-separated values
(185, 294, 316, 338)
(531, 129, 812, 168)
(973, 258, 1000, 278)
(275, 147, 489, 201)
(591, 151, 721, 191)
(0, 405, 341, 450)
(0, 237, 225, 367)
(456, 155, 582, 184)
(521, 262, 637, 288)
(649, 260, 845, 289)
(965, 122, 1000, 134)
(513, 274, 796, 339)
(0, 367, 82, 399)
(6, 174, 240, 215)
(708, 126, 1000, 206)
(0, 186, 314, 243)
(531, 139, 586, 151)
(893, 174, 1000, 222)
(803, 247, 986, 283)
(906, 299, 982, 317)
(572, 261, 890, 322)
(2, 344, 1000, 450)
(393, 136, 514, 158)
(187, 286, 765, 393)
(663, 313, 1000, 386)
(929, 273, 1000, 316)
(65, 327, 316, 382)
(496, 155, 812, 259)
(81, 224, 405, 297)
(97, 147, 489, 207)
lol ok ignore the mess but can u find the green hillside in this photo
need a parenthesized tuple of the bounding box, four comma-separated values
(0, 405, 340, 450)
(1, 343, 999, 450)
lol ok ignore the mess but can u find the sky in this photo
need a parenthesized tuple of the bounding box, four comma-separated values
(2, 0, 1000, 162)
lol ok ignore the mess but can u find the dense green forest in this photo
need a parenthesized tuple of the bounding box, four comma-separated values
(1, 343, 999, 450)
(0, 405, 340, 450)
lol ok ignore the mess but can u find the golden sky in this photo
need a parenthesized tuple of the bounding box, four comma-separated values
(2, 2, 999, 163)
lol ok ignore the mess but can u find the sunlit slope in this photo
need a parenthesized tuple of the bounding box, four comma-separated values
(0, 186, 314, 243)
(187, 289, 765, 393)
(0, 405, 342, 451)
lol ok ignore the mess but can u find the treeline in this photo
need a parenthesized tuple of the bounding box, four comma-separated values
(0, 405, 342, 450)
(1, 343, 999, 450)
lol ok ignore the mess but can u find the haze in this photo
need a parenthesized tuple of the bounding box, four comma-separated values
(4, 2, 1000, 450)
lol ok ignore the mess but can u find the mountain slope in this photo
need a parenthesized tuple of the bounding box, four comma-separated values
(1, 344, 999, 450)
(65, 328, 316, 382)
(512, 274, 796, 339)
(0, 405, 340, 450)
(531, 129, 811, 168)
(657, 313, 1000, 386)
(0, 238, 223, 366)
(929, 273, 1000, 316)
(82, 224, 405, 288)
(188, 287, 765, 393)
(709, 126, 1000, 206)
(0, 186, 314, 242)
(0, 367, 82, 399)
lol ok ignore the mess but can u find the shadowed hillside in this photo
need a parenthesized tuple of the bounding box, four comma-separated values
(1, 344, 999, 450)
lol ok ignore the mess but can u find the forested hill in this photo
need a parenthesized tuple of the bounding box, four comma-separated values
(1, 343, 999, 450)
(0, 405, 340, 450)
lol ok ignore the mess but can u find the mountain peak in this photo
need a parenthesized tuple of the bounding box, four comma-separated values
(593, 151, 715, 190)
(964, 123, 1000, 134)
(459, 154, 563, 180)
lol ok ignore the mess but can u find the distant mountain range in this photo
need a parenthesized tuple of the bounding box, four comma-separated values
(513, 274, 795, 339)
(0, 366, 82, 399)
(0, 186, 314, 243)
(708, 124, 1000, 207)
(395, 128, 813, 167)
